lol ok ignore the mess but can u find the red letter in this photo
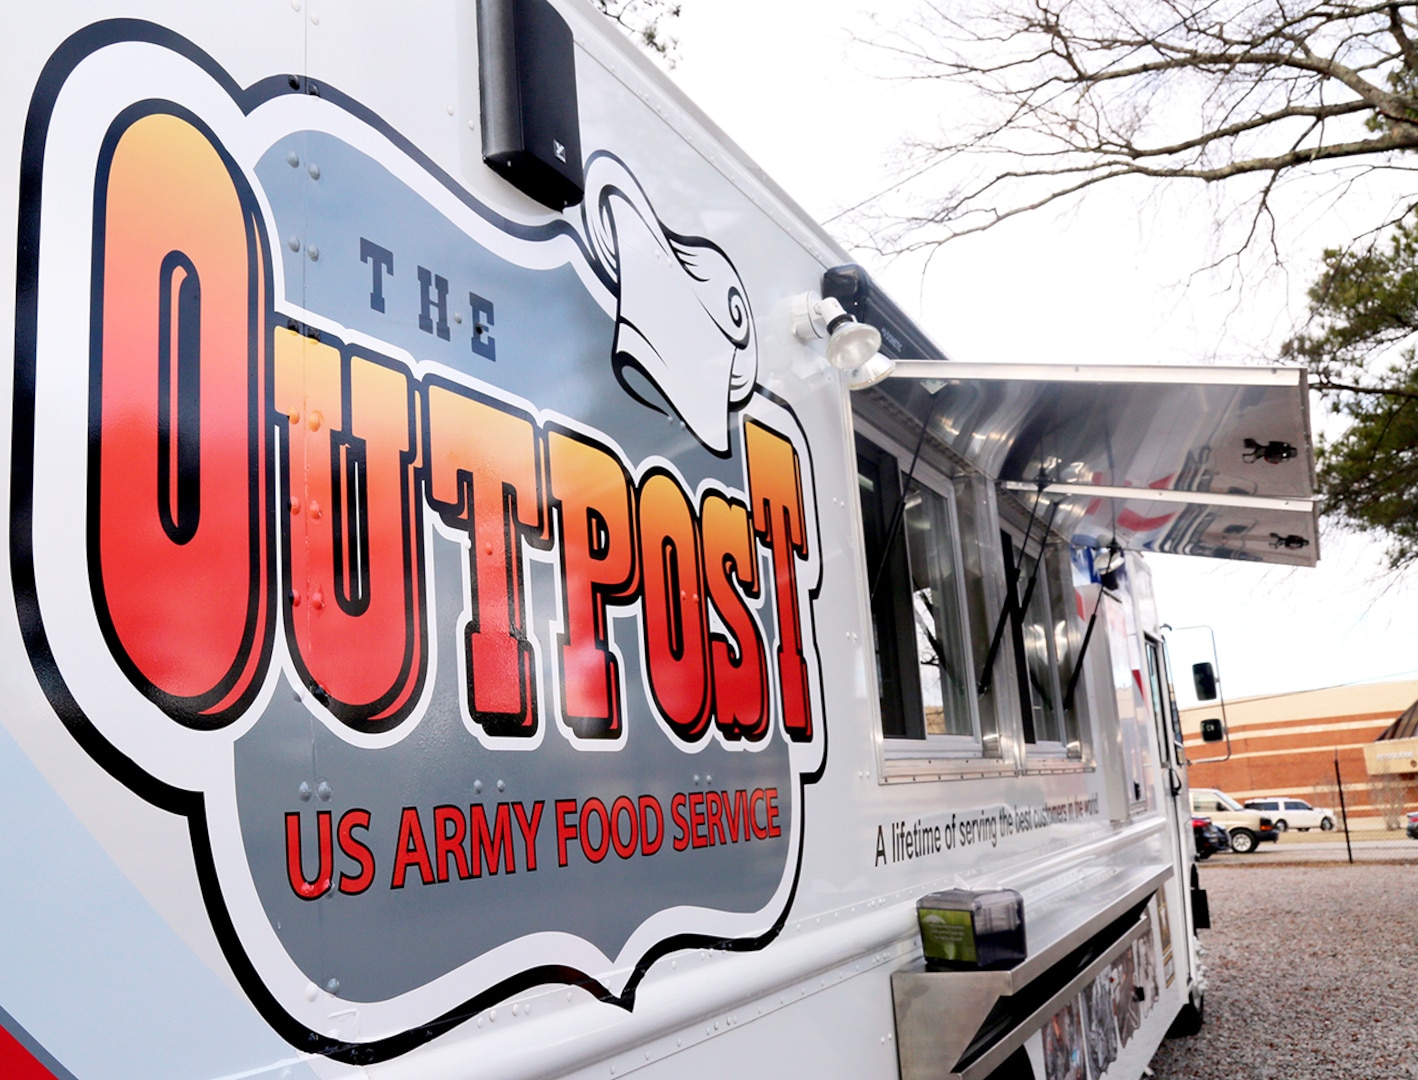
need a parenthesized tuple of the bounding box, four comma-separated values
(637, 471, 711, 739)
(434, 805, 471, 882)
(556, 799, 579, 867)
(286, 811, 332, 900)
(425, 382, 546, 735)
(766, 788, 781, 838)
(580, 798, 611, 863)
(610, 795, 639, 859)
(705, 791, 726, 846)
(391, 807, 435, 888)
(337, 809, 376, 895)
(514, 801, 544, 872)
(727, 789, 750, 843)
(671, 794, 690, 852)
(702, 493, 769, 741)
(749, 789, 768, 840)
(93, 111, 274, 725)
(689, 792, 708, 848)
(275, 337, 427, 730)
(469, 803, 516, 876)
(639, 795, 664, 856)
(746, 422, 814, 741)
(547, 430, 638, 739)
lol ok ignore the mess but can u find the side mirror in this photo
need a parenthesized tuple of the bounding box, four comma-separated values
(1200, 717, 1225, 743)
(1192, 662, 1218, 702)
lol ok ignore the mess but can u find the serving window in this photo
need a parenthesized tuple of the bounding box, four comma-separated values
(856, 434, 999, 762)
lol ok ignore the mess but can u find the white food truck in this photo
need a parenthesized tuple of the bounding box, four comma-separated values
(0, 2, 1318, 1078)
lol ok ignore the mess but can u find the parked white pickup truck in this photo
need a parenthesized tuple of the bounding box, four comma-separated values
(1190, 789, 1279, 853)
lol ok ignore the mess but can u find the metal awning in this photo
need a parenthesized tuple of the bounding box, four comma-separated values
(877, 361, 1319, 567)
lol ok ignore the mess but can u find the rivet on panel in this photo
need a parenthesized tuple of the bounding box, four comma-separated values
(308, 245, 320, 262)
(287, 235, 301, 252)
(489, 1008, 497, 1022)
(304, 982, 319, 1002)
(298, 781, 312, 801)
(309, 499, 322, 519)
(290, 496, 302, 514)
(474, 780, 483, 794)
(287, 149, 300, 167)
(290, 0, 301, 9)
(289, 410, 301, 425)
(512, 1003, 520, 1016)
(317, 780, 332, 801)
(308, 163, 321, 180)
(308, 411, 322, 432)
(290, 590, 302, 607)
(310, 11, 320, 24)
(326, 977, 340, 995)
(497, 779, 506, 792)
(446, 104, 456, 116)
(311, 590, 324, 611)
(454, 312, 464, 323)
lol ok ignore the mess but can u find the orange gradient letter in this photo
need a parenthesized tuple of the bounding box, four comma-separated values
(92, 109, 273, 726)
(274, 330, 427, 730)
(547, 428, 638, 739)
(745, 422, 814, 741)
(425, 380, 546, 736)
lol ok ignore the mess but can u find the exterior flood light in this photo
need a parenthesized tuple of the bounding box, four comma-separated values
(791, 292, 895, 390)
(845, 353, 896, 389)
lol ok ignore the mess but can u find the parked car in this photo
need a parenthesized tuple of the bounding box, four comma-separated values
(1406, 811, 1418, 840)
(1192, 816, 1230, 860)
(1243, 796, 1335, 832)
(1190, 788, 1279, 853)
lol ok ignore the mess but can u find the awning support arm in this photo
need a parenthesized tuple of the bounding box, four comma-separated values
(870, 391, 947, 602)
(977, 476, 1056, 696)
(1062, 563, 1111, 713)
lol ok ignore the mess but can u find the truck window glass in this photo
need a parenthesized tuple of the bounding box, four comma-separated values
(1002, 533, 1080, 752)
(855, 435, 980, 749)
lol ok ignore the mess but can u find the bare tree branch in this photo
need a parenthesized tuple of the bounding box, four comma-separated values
(857, 0, 1418, 252)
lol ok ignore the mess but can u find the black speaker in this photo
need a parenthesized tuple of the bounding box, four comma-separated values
(478, 0, 585, 210)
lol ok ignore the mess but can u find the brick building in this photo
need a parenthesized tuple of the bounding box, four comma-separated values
(1180, 678, 1418, 826)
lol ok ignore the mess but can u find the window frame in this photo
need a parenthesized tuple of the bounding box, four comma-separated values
(999, 525, 1086, 763)
(853, 424, 1014, 781)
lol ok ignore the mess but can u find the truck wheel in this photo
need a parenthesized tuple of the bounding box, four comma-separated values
(1229, 828, 1257, 853)
(1167, 989, 1205, 1038)
(1274, 819, 1288, 832)
(1321, 817, 1335, 831)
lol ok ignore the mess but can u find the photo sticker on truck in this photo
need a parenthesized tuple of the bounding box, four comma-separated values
(11, 23, 826, 1064)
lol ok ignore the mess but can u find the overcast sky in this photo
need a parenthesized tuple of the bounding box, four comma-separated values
(667, 0, 1418, 706)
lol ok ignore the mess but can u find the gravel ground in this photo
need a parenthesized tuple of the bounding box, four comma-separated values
(1148, 864, 1418, 1080)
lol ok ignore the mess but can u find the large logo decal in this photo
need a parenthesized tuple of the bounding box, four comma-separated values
(13, 25, 825, 1062)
